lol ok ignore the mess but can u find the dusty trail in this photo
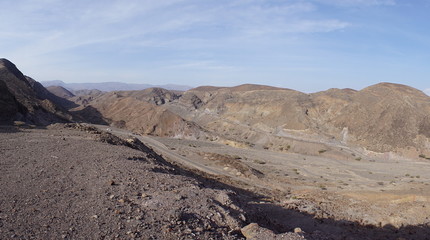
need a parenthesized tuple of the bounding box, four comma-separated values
(93, 125, 279, 192)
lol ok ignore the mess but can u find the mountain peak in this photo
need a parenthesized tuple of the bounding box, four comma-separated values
(0, 58, 27, 82)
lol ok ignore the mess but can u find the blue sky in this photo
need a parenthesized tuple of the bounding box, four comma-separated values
(1, 0, 430, 93)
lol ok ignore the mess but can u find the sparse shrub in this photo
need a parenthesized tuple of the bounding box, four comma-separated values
(355, 157, 362, 161)
(318, 149, 327, 154)
(419, 154, 426, 159)
(377, 182, 384, 186)
(279, 145, 291, 151)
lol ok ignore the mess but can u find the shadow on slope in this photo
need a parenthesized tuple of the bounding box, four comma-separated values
(71, 106, 109, 125)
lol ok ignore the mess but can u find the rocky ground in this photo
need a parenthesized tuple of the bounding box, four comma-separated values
(2, 124, 430, 239)
(0, 124, 310, 239)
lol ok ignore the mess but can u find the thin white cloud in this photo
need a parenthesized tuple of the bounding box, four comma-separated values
(164, 61, 239, 71)
(425, 89, 430, 96)
(315, 0, 396, 7)
(1, 0, 350, 55)
(287, 19, 350, 33)
(0, 0, 352, 83)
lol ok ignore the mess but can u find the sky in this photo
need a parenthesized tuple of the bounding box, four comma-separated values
(1, 0, 430, 93)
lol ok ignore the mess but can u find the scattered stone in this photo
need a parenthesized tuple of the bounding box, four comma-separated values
(241, 223, 275, 239)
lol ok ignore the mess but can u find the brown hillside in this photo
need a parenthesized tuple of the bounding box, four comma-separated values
(177, 86, 311, 131)
(47, 73, 430, 155)
(329, 83, 430, 152)
(114, 88, 181, 105)
(168, 82, 430, 155)
(71, 91, 208, 138)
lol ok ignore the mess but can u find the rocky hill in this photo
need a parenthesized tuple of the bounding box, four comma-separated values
(67, 90, 210, 139)
(53, 80, 430, 156)
(0, 59, 73, 124)
(166, 83, 430, 156)
(323, 83, 430, 153)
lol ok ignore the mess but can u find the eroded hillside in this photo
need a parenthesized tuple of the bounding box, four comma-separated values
(55, 80, 430, 158)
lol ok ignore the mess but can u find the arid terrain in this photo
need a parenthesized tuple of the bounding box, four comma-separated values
(2, 58, 430, 239)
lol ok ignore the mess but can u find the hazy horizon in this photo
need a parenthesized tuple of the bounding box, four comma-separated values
(1, 0, 430, 94)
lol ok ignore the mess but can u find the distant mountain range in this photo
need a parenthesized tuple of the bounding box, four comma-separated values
(3, 58, 430, 159)
(40, 80, 192, 92)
